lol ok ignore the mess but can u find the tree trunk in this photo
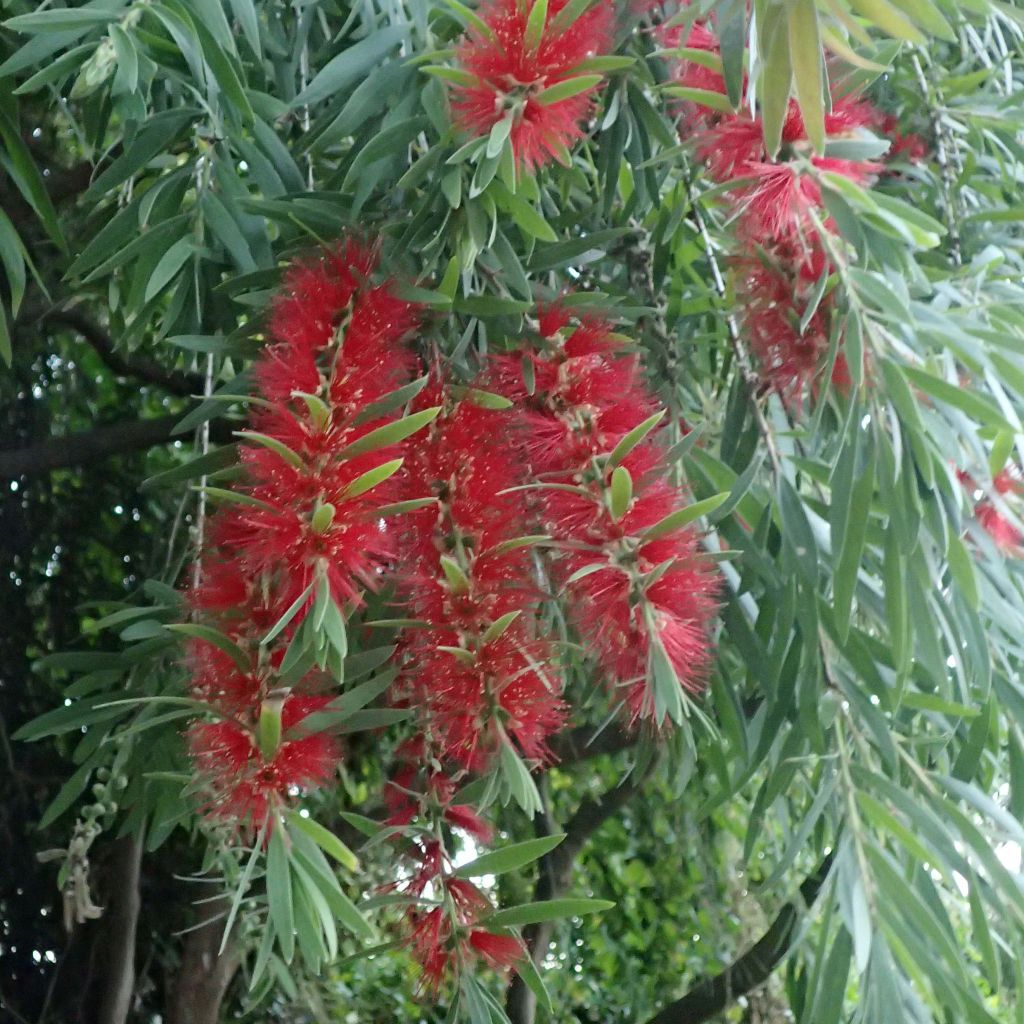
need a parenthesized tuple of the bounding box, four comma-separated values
(166, 897, 242, 1024)
(97, 834, 143, 1024)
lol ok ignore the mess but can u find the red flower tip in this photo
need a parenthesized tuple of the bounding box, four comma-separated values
(468, 930, 526, 971)
(450, 0, 613, 170)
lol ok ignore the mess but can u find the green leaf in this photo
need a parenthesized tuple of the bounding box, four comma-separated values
(286, 811, 359, 872)
(342, 459, 404, 500)
(267, 825, 295, 963)
(903, 367, 1013, 430)
(164, 623, 249, 672)
(491, 183, 558, 242)
(144, 236, 193, 302)
(609, 466, 632, 521)
(340, 407, 440, 459)
(0, 305, 10, 366)
(759, 6, 793, 157)
(833, 439, 875, 643)
(487, 898, 615, 928)
(294, 26, 408, 107)
(0, 109, 66, 252)
(662, 86, 734, 113)
(848, 0, 926, 42)
(777, 477, 818, 581)
(3, 9, 114, 33)
(236, 430, 305, 469)
(535, 74, 603, 105)
(454, 835, 566, 878)
(640, 493, 730, 541)
(524, 0, 548, 54)
(607, 411, 666, 469)
(947, 533, 979, 611)
(262, 579, 316, 646)
(788, 0, 825, 153)
(481, 610, 522, 646)
(141, 444, 238, 492)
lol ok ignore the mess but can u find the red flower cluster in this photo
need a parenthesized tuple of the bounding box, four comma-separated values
(958, 468, 1024, 554)
(494, 304, 718, 723)
(666, 21, 924, 398)
(449, 0, 613, 170)
(383, 739, 523, 988)
(185, 239, 423, 828)
(405, 845, 524, 990)
(395, 376, 566, 771)
(180, 237, 720, 989)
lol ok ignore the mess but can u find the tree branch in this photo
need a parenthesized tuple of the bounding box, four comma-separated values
(642, 856, 834, 1024)
(547, 722, 635, 766)
(41, 309, 204, 398)
(506, 773, 648, 1024)
(96, 834, 143, 1024)
(0, 415, 236, 478)
(166, 895, 242, 1024)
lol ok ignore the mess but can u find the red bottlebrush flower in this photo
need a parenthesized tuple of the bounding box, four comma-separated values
(468, 930, 525, 971)
(443, 804, 494, 843)
(976, 502, 1022, 553)
(450, 0, 613, 170)
(394, 375, 566, 771)
(185, 236, 424, 832)
(189, 696, 339, 826)
(492, 304, 719, 725)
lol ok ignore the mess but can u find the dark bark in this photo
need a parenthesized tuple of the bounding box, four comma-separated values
(41, 309, 205, 398)
(166, 897, 242, 1024)
(0, 415, 236, 478)
(643, 856, 834, 1024)
(96, 834, 143, 1024)
(547, 722, 634, 766)
(506, 775, 646, 1024)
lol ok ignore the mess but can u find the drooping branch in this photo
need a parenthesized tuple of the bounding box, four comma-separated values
(547, 722, 634, 766)
(642, 856, 834, 1024)
(41, 309, 205, 398)
(506, 773, 648, 1024)
(0, 415, 236, 478)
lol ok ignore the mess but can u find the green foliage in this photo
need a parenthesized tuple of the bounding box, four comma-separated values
(4, 0, 1024, 1022)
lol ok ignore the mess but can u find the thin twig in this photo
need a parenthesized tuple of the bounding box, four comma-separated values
(911, 54, 963, 267)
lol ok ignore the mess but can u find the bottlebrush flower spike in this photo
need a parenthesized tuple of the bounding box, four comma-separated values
(495, 305, 718, 725)
(960, 468, 1024, 555)
(449, 0, 614, 170)
(182, 237, 426, 831)
(394, 375, 566, 772)
(188, 696, 339, 826)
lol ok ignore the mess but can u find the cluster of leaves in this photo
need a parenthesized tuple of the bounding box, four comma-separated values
(6, 0, 1024, 1022)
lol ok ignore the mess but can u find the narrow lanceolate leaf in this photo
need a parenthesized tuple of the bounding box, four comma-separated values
(439, 555, 471, 595)
(236, 430, 305, 469)
(454, 835, 566, 879)
(164, 623, 249, 672)
(486, 898, 615, 928)
(342, 459, 404, 500)
(257, 692, 287, 759)
(759, 6, 793, 158)
(481, 610, 521, 646)
(340, 407, 440, 459)
(609, 466, 632, 521)
(607, 411, 666, 469)
(788, 0, 825, 153)
(524, 0, 548, 54)
(847, 0, 926, 42)
(640, 493, 730, 541)
(535, 74, 603, 106)
(267, 826, 295, 963)
(286, 811, 359, 872)
(833, 444, 875, 643)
